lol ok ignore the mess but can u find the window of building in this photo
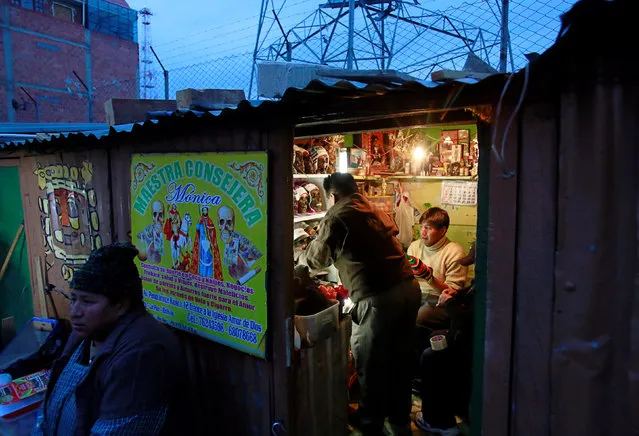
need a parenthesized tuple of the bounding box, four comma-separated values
(52, 2, 75, 22)
(11, 0, 44, 13)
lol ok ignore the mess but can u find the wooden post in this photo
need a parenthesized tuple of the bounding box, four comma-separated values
(0, 223, 24, 283)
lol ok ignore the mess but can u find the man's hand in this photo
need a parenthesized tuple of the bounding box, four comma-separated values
(437, 288, 458, 307)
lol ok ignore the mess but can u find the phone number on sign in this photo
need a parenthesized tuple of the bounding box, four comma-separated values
(228, 325, 258, 345)
(186, 313, 224, 334)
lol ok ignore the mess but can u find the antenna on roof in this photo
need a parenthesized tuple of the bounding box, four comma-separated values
(140, 7, 155, 98)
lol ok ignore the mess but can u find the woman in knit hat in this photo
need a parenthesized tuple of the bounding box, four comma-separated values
(33, 242, 182, 436)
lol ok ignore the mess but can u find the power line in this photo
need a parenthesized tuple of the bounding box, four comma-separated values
(156, 8, 317, 67)
(161, 34, 258, 65)
(153, 0, 312, 49)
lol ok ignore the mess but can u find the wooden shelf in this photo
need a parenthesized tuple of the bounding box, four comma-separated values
(354, 175, 474, 181)
(294, 173, 474, 181)
(294, 211, 327, 223)
(293, 174, 329, 179)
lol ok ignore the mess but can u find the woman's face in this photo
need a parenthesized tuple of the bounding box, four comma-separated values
(69, 289, 126, 341)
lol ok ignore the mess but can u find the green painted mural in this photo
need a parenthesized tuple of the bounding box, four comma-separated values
(0, 166, 34, 335)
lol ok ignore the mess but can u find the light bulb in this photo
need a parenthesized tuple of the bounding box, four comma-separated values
(413, 146, 425, 161)
(338, 148, 348, 173)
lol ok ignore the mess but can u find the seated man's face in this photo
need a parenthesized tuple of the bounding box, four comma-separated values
(69, 289, 125, 341)
(420, 222, 447, 247)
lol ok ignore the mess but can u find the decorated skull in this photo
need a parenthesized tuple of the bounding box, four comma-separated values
(293, 145, 308, 174)
(217, 205, 235, 244)
(310, 145, 329, 174)
(152, 200, 164, 233)
(303, 183, 323, 212)
(294, 184, 311, 214)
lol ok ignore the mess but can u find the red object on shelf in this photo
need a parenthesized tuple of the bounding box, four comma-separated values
(334, 285, 350, 300)
(318, 284, 336, 300)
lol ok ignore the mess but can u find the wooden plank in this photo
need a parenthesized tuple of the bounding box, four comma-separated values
(0, 223, 24, 282)
(175, 88, 246, 109)
(19, 150, 113, 319)
(431, 69, 493, 81)
(108, 146, 132, 242)
(266, 126, 295, 434)
(551, 84, 637, 435)
(295, 109, 476, 138)
(1, 317, 16, 346)
(111, 127, 278, 435)
(105, 98, 176, 126)
(510, 102, 557, 434)
(294, 318, 350, 436)
(19, 156, 47, 318)
(480, 106, 520, 436)
(0, 158, 20, 167)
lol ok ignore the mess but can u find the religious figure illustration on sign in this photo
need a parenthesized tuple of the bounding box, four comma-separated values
(191, 205, 224, 280)
(217, 205, 263, 285)
(163, 203, 190, 268)
(137, 200, 165, 264)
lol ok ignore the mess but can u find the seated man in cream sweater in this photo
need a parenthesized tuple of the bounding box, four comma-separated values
(407, 207, 467, 329)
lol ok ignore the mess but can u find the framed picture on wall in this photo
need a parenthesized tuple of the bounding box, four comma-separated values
(361, 131, 393, 170)
(458, 129, 470, 159)
(349, 148, 367, 168)
(439, 130, 459, 164)
(440, 129, 471, 165)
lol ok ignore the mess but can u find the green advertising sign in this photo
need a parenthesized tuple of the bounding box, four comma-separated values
(130, 152, 268, 358)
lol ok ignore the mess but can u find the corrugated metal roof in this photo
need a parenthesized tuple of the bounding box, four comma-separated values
(0, 75, 508, 151)
(0, 121, 153, 149)
(0, 123, 109, 134)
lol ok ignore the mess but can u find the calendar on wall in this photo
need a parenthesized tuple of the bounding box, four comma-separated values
(441, 181, 478, 206)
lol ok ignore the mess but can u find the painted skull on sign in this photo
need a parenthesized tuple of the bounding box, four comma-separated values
(152, 200, 165, 233)
(218, 205, 235, 244)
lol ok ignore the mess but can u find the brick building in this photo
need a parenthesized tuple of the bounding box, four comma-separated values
(0, 0, 138, 123)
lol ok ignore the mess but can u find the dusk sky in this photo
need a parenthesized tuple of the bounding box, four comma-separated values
(124, 0, 577, 98)
(128, 0, 477, 68)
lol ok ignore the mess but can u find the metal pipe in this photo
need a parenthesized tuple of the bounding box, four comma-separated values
(347, 0, 355, 70)
(163, 70, 169, 100)
(150, 46, 169, 100)
(499, 0, 509, 72)
(20, 87, 39, 123)
(249, 0, 268, 100)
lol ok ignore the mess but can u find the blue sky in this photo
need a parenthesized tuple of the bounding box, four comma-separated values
(125, 0, 577, 98)
(127, 0, 470, 68)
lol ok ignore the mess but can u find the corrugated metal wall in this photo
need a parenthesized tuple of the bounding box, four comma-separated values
(483, 81, 639, 436)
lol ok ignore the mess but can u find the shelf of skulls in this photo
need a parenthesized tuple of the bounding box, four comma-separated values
(294, 174, 474, 181)
(353, 175, 475, 181)
(294, 173, 474, 181)
(293, 174, 331, 180)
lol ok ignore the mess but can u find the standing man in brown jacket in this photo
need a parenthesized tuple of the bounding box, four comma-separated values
(304, 173, 421, 436)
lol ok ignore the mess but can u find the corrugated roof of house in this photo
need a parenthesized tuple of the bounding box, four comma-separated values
(0, 74, 508, 151)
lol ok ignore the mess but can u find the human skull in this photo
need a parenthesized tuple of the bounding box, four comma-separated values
(217, 206, 235, 244)
(152, 201, 164, 232)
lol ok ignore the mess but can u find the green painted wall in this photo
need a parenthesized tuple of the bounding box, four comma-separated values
(0, 166, 34, 332)
(402, 124, 479, 279)
(404, 123, 478, 156)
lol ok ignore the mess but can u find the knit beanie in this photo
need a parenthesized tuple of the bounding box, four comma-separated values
(70, 242, 143, 306)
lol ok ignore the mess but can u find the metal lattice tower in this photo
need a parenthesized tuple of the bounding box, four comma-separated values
(250, 0, 504, 94)
(140, 7, 155, 99)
